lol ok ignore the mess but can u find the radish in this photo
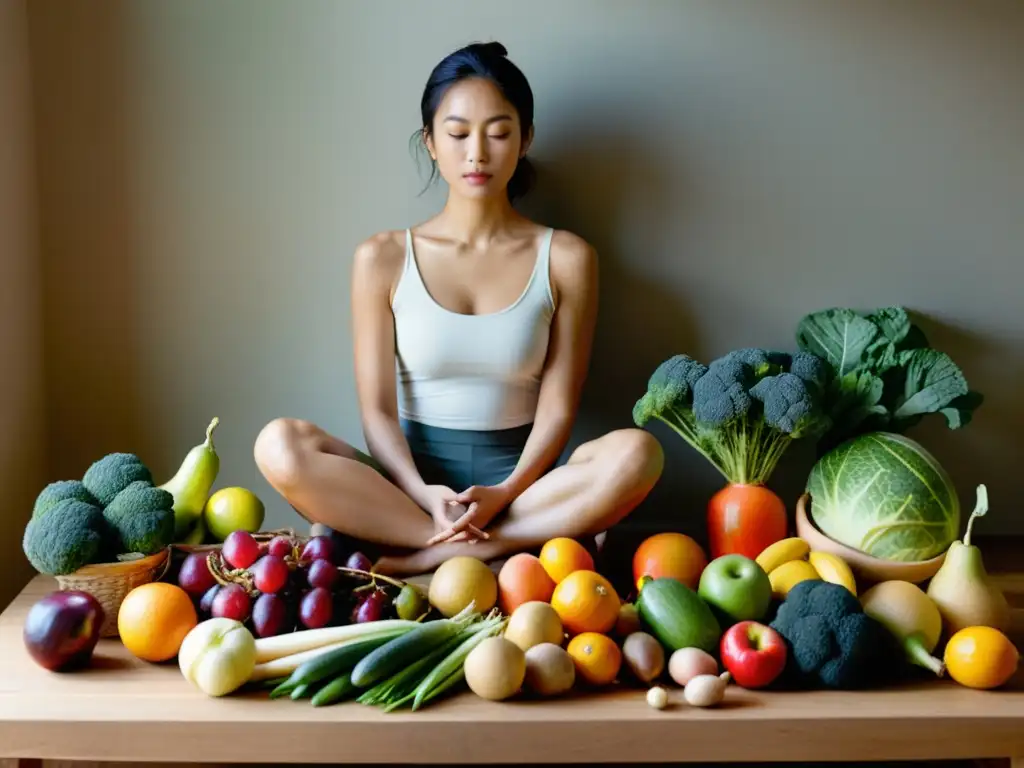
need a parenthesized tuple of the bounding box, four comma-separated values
(860, 580, 945, 676)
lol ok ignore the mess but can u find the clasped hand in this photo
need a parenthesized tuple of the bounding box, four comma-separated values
(424, 483, 512, 546)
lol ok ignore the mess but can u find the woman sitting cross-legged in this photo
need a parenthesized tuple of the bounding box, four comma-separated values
(253, 41, 664, 576)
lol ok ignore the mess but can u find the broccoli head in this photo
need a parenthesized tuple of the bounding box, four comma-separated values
(633, 354, 709, 426)
(22, 499, 106, 575)
(32, 480, 98, 519)
(102, 481, 175, 555)
(750, 372, 830, 437)
(692, 357, 753, 425)
(788, 351, 832, 393)
(82, 452, 153, 506)
(769, 580, 905, 689)
(722, 348, 790, 379)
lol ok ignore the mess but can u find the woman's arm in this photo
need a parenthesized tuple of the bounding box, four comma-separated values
(498, 232, 599, 500)
(350, 234, 433, 511)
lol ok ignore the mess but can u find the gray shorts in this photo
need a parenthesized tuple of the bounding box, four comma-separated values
(354, 419, 536, 491)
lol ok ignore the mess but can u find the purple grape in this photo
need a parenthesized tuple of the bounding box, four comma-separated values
(199, 584, 220, 616)
(301, 536, 335, 564)
(345, 551, 372, 572)
(300, 587, 333, 629)
(252, 593, 288, 638)
(307, 558, 338, 590)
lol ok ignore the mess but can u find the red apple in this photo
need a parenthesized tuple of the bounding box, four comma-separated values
(23, 590, 105, 672)
(720, 620, 787, 689)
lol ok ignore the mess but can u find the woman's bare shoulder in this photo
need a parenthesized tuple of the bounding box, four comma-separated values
(548, 228, 597, 302)
(352, 230, 408, 296)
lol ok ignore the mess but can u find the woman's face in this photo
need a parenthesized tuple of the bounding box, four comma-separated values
(425, 77, 531, 200)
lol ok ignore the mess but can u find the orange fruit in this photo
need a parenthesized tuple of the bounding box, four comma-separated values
(944, 626, 1019, 689)
(633, 532, 708, 591)
(550, 569, 620, 635)
(539, 537, 594, 584)
(567, 632, 621, 686)
(118, 582, 198, 662)
(497, 553, 556, 614)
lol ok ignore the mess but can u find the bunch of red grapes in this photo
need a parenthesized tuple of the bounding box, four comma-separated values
(174, 531, 389, 638)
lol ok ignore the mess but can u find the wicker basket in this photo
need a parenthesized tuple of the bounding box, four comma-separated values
(54, 548, 172, 637)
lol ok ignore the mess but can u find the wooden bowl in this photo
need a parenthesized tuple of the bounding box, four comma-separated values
(794, 493, 947, 585)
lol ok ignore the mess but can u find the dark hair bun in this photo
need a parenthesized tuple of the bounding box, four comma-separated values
(473, 41, 508, 58)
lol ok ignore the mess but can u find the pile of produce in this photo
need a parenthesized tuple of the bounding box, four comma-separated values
(14, 304, 1020, 713)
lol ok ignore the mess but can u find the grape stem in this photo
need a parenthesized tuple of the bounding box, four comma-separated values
(335, 566, 408, 590)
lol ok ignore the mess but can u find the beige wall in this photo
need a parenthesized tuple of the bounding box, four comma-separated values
(0, 0, 44, 607)
(24, 1, 1024, 542)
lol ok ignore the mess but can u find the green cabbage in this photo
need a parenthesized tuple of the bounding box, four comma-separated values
(806, 432, 959, 561)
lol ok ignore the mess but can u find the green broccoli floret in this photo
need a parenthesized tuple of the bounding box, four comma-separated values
(632, 354, 708, 425)
(82, 452, 153, 506)
(634, 347, 833, 485)
(692, 357, 754, 425)
(22, 499, 106, 575)
(32, 480, 98, 519)
(750, 372, 831, 437)
(788, 351, 831, 391)
(102, 481, 175, 555)
(722, 348, 790, 378)
(769, 581, 905, 689)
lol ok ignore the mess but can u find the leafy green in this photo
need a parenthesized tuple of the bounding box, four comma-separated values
(795, 306, 982, 450)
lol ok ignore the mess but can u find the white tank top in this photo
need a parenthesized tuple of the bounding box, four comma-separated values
(391, 228, 555, 431)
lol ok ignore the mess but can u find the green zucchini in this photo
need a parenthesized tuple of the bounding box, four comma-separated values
(350, 618, 467, 688)
(286, 631, 406, 689)
(636, 577, 721, 653)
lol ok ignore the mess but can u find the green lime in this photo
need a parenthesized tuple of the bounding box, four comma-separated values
(395, 584, 428, 621)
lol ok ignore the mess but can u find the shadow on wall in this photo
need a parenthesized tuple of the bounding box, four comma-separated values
(517, 126, 724, 542)
(31, 4, 147, 480)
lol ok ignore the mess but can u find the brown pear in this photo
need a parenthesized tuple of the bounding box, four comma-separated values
(926, 484, 1011, 635)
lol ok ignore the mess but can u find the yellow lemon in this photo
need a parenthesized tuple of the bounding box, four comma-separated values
(944, 626, 1019, 689)
(203, 487, 265, 541)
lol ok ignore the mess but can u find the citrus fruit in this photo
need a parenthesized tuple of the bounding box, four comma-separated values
(550, 569, 620, 635)
(633, 532, 708, 590)
(567, 631, 621, 686)
(944, 626, 1019, 689)
(118, 582, 198, 662)
(538, 537, 594, 584)
(203, 487, 265, 541)
(497, 553, 556, 614)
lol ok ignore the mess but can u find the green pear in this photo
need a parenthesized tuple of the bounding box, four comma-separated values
(926, 484, 1011, 635)
(160, 417, 221, 540)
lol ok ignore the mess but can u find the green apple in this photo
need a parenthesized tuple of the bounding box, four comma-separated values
(698, 554, 772, 624)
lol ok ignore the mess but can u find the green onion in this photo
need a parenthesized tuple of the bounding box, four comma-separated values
(410, 615, 506, 711)
(311, 673, 357, 707)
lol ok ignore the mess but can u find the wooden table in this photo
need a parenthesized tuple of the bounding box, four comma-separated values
(1, 574, 1023, 767)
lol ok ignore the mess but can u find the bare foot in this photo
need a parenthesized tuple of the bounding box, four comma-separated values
(374, 539, 506, 576)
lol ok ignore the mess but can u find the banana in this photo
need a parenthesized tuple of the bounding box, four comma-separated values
(808, 551, 858, 596)
(768, 559, 821, 599)
(755, 537, 810, 574)
(159, 417, 221, 540)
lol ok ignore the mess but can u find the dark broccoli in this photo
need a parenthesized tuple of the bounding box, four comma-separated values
(102, 481, 175, 554)
(32, 480, 98, 519)
(722, 348, 790, 379)
(788, 351, 832, 392)
(750, 372, 831, 437)
(769, 580, 906, 690)
(692, 357, 753, 425)
(82, 452, 153, 506)
(632, 354, 708, 426)
(22, 499, 106, 575)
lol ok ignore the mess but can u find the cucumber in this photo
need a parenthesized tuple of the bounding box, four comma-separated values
(636, 577, 721, 653)
(350, 618, 466, 688)
(286, 631, 407, 689)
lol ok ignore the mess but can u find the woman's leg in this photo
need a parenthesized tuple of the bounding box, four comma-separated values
(374, 428, 664, 575)
(253, 418, 436, 548)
